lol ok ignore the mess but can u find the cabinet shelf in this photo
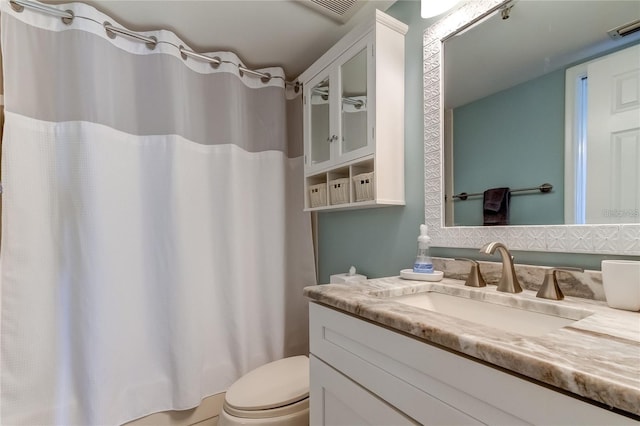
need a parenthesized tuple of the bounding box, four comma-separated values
(304, 157, 392, 211)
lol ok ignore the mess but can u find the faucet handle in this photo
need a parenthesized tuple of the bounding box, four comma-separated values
(536, 267, 584, 300)
(455, 258, 487, 288)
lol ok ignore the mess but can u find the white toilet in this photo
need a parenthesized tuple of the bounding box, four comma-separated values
(219, 355, 309, 425)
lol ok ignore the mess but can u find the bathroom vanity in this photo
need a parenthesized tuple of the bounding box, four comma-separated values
(304, 277, 640, 424)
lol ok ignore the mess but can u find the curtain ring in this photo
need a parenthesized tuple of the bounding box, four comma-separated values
(9, 0, 24, 12)
(501, 5, 513, 20)
(104, 21, 117, 39)
(61, 10, 74, 25)
(210, 57, 221, 69)
(145, 36, 157, 51)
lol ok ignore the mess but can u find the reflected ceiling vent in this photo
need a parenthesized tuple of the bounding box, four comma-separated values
(299, 0, 368, 24)
(608, 18, 640, 40)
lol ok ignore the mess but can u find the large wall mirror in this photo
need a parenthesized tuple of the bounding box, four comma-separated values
(423, 0, 640, 255)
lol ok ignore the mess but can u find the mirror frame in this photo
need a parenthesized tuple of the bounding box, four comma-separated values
(423, 0, 640, 256)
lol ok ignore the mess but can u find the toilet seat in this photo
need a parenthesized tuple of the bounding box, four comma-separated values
(223, 396, 309, 419)
(223, 355, 309, 420)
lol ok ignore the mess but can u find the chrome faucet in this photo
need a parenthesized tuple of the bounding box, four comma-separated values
(479, 242, 523, 293)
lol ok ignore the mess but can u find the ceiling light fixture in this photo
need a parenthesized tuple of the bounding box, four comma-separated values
(421, 0, 461, 19)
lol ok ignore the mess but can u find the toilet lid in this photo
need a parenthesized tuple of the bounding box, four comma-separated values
(225, 355, 309, 411)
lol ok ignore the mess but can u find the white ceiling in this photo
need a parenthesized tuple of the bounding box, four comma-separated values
(444, 0, 640, 109)
(48, 0, 397, 80)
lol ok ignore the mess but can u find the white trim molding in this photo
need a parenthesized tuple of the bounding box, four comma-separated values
(423, 0, 640, 256)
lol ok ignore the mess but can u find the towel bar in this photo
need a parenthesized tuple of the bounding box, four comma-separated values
(450, 183, 552, 201)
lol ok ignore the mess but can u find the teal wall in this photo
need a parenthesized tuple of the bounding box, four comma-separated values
(316, 0, 639, 284)
(452, 69, 565, 226)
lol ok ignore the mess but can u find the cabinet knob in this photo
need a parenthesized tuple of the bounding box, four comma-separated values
(327, 135, 338, 143)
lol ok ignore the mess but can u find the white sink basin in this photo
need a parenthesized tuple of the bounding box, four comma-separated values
(390, 291, 592, 337)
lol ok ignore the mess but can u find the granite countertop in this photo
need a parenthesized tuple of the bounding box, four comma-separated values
(304, 276, 640, 417)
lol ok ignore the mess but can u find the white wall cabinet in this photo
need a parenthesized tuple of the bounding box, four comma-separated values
(298, 11, 407, 211)
(309, 302, 637, 425)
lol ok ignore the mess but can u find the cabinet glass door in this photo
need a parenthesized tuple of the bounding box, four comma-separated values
(340, 48, 368, 155)
(310, 76, 331, 165)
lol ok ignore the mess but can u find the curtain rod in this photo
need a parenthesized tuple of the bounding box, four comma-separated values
(8, 0, 300, 91)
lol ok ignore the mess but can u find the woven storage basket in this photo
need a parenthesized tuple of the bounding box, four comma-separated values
(353, 172, 374, 202)
(329, 177, 350, 205)
(309, 183, 327, 208)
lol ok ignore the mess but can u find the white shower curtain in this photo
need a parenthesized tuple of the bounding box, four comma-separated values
(0, 1, 316, 424)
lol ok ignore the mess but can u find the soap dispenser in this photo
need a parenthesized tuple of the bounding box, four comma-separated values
(413, 224, 434, 274)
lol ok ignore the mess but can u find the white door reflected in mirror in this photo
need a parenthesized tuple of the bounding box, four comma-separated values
(566, 44, 640, 224)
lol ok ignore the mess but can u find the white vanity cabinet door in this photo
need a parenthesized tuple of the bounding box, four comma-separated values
(310, 355, 417, 426)
(309, 304, 490, 425)
(309, 302, 638, 425)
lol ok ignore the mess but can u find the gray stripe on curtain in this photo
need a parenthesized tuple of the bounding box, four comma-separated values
(3, 15, 301, 156)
